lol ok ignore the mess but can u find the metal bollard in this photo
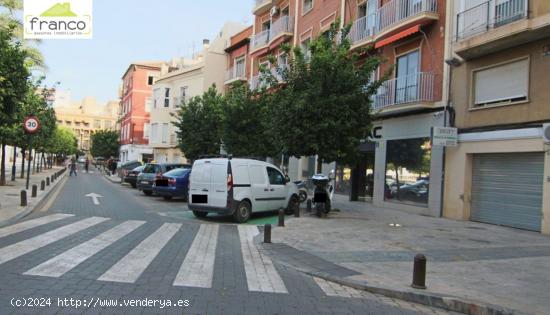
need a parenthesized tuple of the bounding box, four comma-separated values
(278, 208, 285, 227)
(51, 175, 54, 182)
(40, 180, 45, 191)
(46, 177, 50, 186)
(411, 254, 427, 289)
(20, 190, 27, 206)
(294, 205, 300, 217)
(31, 185, 37, 198)
(306, 199, 312, 212)
(264, 224, 271, 243)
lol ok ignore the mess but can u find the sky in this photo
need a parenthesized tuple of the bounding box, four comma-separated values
(38, 0, 253, 104)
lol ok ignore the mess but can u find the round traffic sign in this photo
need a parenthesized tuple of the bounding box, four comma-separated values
(23, 116, 40, 134)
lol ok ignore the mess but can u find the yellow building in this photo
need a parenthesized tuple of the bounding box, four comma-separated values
(54, 97, 119, 152)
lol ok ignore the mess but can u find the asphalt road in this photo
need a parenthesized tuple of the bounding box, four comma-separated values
(0, 167, 453, 314)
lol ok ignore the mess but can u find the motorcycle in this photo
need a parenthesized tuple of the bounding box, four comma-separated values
(311, 171, 335, 218)
(293, 180, 308, 203)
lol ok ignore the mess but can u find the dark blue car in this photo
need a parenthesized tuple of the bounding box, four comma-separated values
(152, 168, 191, 200)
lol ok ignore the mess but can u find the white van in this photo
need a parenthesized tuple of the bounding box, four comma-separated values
(188, 158, 300, 223)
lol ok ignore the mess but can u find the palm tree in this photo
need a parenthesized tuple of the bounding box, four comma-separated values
(0, 0, 45, 69)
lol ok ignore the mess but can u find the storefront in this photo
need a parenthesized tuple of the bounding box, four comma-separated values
(369, 112, 445, 217)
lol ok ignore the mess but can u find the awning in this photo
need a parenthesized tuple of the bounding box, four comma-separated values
(375, 25, 420, 49)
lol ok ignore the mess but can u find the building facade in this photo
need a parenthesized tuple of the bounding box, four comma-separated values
(119, 62, 165, 163)
(149, 22, 247, 163)
(224, 26, 253, 90)
(444, 0, 550, 234)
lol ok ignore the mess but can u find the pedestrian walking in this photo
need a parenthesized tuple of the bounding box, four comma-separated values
(85, 158, 89, 173)
(69, 158, 77, 176)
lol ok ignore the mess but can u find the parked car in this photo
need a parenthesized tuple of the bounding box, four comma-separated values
(392, 179, 429, 204)
(123, 165, 145, 188)
(188, 158, 300, 223)
(117, 160, 142, 179)
(152, 167, 192, 200)
(137, 163, 190, 196)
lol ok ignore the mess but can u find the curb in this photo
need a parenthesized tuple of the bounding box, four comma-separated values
(102, 172, 122, 184)
(297, 268, 531, 315)
(0, 169, 68, 228)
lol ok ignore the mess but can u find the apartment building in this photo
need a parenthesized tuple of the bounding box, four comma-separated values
(119, 62, 165, 163)
(224, 26, 253, 91)
(149, 22, 247, 163)
(444, 0, 550, 233)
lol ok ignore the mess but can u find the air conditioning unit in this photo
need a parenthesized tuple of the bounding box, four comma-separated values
(543, 123, 550, 143)
(270, 6, 279, 17)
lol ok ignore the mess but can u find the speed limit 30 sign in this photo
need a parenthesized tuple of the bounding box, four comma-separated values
(23, 116, 40, 134)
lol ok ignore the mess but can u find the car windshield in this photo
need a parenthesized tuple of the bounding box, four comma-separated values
(143, 164, 159, 173)
(132, 166, 144, 172)
(163, 168, 190, 177)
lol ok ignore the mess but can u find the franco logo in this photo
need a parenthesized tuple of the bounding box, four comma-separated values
(24, 0, 93, 39)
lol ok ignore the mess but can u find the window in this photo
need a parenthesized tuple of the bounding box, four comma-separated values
(358, 2, 367, 18)
(143, 123, 150, 139)
(145, 97, 152, 112)
(161, 123, 168, 143)
(302, 0, 313, 14)
(267, 167, 285, 185)
(153, 89, 159, 109)
(151, 123, 158, 143)
(175, 87, 187, 108)
(385, 138, 431, 206)
(300, 38, 311, 62)
(278, 53, 288, 66)
(104, 121, 112, 129)
(473, 58, 529, 107)
(164, 88, 170, 107)
(65, 121, 72, 126)
(128, 99, 132, 112)
(261, 21, 271, 32)
(395, 50, 419, 104)
(93, 120, 101, 129)
(75, 122, 81, 127)
(250, 165, 267, 185)
(147, 76, 154, 86)
(235, 57, 246, 77)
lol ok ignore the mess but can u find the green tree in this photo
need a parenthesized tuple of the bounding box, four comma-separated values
(50, 125, 77, 158)
(221, 81, 279, 157)
(173, 86, 224, 162)
(266, 22, 384, 172)
(90, 130, 119, 159)
(0, 28, 29, 185)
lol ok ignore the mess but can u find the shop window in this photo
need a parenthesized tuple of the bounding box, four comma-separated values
(385, 138, 431, 206)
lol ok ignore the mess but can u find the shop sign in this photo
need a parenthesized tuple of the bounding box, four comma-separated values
(432, 127, 457, 147)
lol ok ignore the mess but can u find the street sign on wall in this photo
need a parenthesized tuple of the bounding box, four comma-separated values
(432, 127, 458, 147)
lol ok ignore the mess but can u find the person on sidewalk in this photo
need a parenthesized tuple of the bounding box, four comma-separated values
(84, 158, 89, 173)
(69, 159, 77, 176)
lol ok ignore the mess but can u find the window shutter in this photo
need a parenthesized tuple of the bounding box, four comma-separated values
(474, 58, 529, 106)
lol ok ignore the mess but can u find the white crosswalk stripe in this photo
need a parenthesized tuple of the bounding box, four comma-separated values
(0, 214, 74, 239)
(238, 225, 288, 293)
(0, 217, 109, 265)
(98, 222, 181, 283)
(23, 220, 145, 278)
(173, 224, 218, 288)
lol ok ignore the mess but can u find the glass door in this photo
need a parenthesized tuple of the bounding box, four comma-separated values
(395, 50, 419, 104)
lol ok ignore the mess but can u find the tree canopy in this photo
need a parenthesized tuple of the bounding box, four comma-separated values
(90, 130, 119, 158)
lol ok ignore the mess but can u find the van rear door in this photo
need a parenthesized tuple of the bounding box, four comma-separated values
(209, 161, 228, 208)
(189, 161, 211, 204)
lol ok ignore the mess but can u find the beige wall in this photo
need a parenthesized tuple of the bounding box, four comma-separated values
(452, 38, 550, 129)
(443, 137, 550, 234)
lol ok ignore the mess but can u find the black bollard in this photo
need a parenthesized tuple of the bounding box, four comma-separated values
(411, 254, 427, 289)
(31, 185, 37, 198)
(20, 190, 27, 206)
(46, 177, 50, 186)
(294, 204, 300, 217)
(264, 224, 271, 243)
(306, 199, 312, 212)
(278, 208, 285, 227)
(51, 175, 54, 182)
(40, 180, 45, 191)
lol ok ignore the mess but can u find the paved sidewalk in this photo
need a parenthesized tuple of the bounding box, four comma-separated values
(269, 194, 550, 315)
(0, 166, 67, 226)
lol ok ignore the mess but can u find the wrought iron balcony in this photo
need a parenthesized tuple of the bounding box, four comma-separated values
(373, 72, 435, 110)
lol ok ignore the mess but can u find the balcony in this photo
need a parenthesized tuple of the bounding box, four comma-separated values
(251, 29, 270, 50)
(270, 15, 294, 42)
(225, 64, 247, 84)
(373, 72, 436, 113)
(349, 0, 438, 48)
(253, 0, 272, 15)
(454, 0, 550, 59)
(173, 97, 184, 108)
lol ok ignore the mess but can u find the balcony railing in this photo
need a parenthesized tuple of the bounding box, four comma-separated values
(173, 97, 185, 107)
(251, 29, 270, 49)
(270, 15, 294, 40)
(225, 63, 247, 82)
(254, 0, 271, 13)
(373, 72, 435, 110)
(456, 0, 527, 40)
(349, 0, 438, 46)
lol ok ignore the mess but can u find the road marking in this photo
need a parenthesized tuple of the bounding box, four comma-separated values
(98, 222, 181, 283)
(85, 193, 103, 205)
(238, 225, 287, 293)
(0, 217, 109, 265)
(0, 214, 74, 238)
(313, 277, 367, 298)
(23, 220, 145, 278)
(173, 224, 218, 288)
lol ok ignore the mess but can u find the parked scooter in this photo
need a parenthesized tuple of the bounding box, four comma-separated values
(311, 171, 335, 217)
(293, 180, 308, 203)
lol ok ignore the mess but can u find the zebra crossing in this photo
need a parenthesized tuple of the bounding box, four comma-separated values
(0, 214, 349, 298)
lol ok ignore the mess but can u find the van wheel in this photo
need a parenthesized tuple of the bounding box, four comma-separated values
(285, 195, 299, 215)
(193, 211, 208, 218)
(234, 201, 251, 223)
(163, 196, 172, 200)
(143, 190, 153, 196)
